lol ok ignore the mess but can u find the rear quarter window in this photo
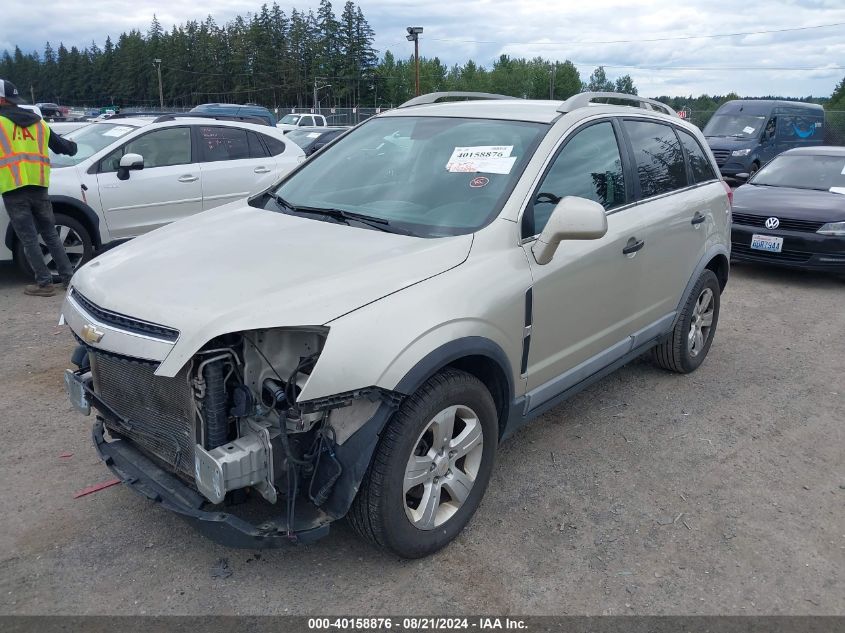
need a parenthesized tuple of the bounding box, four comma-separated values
(677, 129, 717, 184)
(261, 134, 287, 156)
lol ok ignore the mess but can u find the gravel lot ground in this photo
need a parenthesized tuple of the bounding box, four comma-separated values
(0, 260, 842, 616)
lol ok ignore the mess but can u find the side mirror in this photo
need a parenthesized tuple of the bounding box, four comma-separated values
(531, 196, 608, 265)
(117, 153, 144, 180)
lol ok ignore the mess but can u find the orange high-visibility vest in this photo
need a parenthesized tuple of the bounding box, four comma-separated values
(0, 116, 51, 194)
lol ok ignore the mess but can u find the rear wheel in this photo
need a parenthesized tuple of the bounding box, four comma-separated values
(652, 269, 721, 373)
(15, 212, 93, 279)
(348, 368, 498, 558)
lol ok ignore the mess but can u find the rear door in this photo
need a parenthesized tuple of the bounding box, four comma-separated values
(95, 126, 202, 238)
(619, 119, 718, 325)
(195, 125, 280, 210)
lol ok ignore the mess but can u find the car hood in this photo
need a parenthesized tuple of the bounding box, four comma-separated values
(705, 137, 756, 151)
(733, 184, 845, 221)
(70, 203, 473, 374)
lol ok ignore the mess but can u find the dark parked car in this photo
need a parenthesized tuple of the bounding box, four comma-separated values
(285, 126, 347, 155)
(190, 103, 276, 126)
(36, 102, 64, 120)
(704, 100, 824, 180)
(731, 146, 845, 274)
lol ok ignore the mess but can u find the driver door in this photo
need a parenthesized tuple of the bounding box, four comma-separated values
(95, 126, 202, 238)
(521, 120, 644, 396)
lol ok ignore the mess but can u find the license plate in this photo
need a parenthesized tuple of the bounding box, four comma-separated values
(64, 369, 91, 415)
(750, 234, 783, 253)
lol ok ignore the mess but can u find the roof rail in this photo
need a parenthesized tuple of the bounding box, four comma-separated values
(151, 112, 270, 126)
(397, 91, 513, 109)
(559, 92, 677, 117)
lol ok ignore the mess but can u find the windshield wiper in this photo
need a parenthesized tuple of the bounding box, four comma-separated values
(299, 207, 415, 235)
(271, 193, 297, 213)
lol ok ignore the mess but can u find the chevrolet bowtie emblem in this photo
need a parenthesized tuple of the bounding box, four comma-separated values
(81, 324, 104, 344)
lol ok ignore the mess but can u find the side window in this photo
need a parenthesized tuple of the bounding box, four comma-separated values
(198, 126, 250, 162)
(527, 121, 625, 236)
(246, 131, 269, 158)
(100, 127, 191, 172)
(315, 118, 325, 127)
(777, 114, 821, 143)
(261, 135, 287, 156)
(677, 129, 717, 184)
(764, 117, 777, 141)
(302, 116, 314, 127)
(624, 120, 688, 198)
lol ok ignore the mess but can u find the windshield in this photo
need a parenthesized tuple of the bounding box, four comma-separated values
(280, 114, 302, 125)
(270, 116, 548, 237)
(50, 122, 137, 167)
(751, 154, 845, 192)
(703, 114, 766, 139)
(286, 129, 324, 147)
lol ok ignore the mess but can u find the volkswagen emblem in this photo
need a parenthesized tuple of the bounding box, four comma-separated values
(765, 217, 780, 230)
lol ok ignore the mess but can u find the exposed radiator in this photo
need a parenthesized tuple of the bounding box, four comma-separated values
(90, 351, 197, 480)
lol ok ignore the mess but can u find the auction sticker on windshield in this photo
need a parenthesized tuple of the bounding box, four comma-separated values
(447, 145, 516, 174)
(102, 125, 134, 137)
(750, 234, 783, 253)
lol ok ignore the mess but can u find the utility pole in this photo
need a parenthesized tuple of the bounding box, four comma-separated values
(549, 66, 556, 99)
(30, 84, 35, 104)
(153, 58, 164, 109)
(406, 27, 423, 97)
(313, 78, 331, 112)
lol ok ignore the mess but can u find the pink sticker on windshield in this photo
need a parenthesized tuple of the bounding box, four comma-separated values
(470, 176, 489, 188)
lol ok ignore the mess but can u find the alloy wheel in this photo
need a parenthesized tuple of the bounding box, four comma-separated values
(403, 404, 484, 530)
(688, 287, 715, 357)
(41, 224, 86, 272)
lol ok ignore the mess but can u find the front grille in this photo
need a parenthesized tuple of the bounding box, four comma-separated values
(732, 212, 825, 233)
(72, 290, 180, 342)
(731, 242, 812, 263)
(90, 351, 196, 480)
(711, 149, 731, 166)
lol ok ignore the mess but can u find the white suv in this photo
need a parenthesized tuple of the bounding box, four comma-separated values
(1, 115, 303, 275)
(62, 92, 731, 558)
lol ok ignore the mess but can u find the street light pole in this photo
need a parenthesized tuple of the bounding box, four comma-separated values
(153, 58, 164, 109)
(406, 27, 423, 97)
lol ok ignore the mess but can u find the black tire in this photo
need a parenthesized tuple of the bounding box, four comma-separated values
(15, 212, 94, 280)
(748, 161, 760, 177)
(348, 368, 498, 558)
(652, 269, 721, 374)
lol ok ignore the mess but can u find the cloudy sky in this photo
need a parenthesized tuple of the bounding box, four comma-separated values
(2, 0, 844, 97)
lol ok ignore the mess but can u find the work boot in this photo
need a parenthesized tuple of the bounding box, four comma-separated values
(24, 284, 56, 297)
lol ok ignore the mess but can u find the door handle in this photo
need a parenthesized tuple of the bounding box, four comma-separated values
(622, 238, 645, 256)
(178, 175, 198, 183)
(691, 212, 707, 226)
(253, 167, 272, 174)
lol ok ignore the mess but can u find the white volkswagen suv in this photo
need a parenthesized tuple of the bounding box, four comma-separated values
(62, 93, 731, 558)
(1, 114, 303, 276)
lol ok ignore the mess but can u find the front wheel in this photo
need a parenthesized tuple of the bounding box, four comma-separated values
(15, 212, 94, 279)
(348, 368, 498, 558)
(652, 269, 721, 373)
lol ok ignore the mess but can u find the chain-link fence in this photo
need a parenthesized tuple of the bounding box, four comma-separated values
(104, 105, 845, 145)
(277, 106, 389, 126)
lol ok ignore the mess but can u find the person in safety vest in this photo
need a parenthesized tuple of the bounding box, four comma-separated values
(1, 79, 78, 296)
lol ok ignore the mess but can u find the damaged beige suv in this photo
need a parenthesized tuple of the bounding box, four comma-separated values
(62, 92, 731, 558)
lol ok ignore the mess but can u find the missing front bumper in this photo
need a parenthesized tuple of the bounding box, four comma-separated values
(92, 420, 331, 548)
